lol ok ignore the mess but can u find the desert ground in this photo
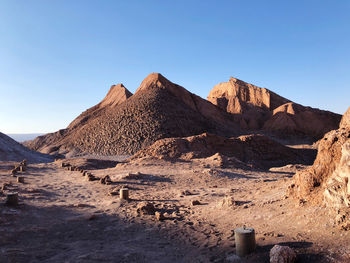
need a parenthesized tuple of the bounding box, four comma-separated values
(1, 157, 349, 263)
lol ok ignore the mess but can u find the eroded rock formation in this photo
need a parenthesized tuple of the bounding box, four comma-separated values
(289, 107, 350, 228)
(208, 77, 341, 140)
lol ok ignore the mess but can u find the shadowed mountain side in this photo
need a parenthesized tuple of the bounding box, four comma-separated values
(263, 102, 342, 139)
(129, 133, 316, 170)
(26, 74, 240, 157)
(0, 132, 52, 162)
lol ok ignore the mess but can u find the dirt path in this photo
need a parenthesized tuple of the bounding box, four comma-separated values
(0, 162, 199, 263)
(1, 160, 350, 262)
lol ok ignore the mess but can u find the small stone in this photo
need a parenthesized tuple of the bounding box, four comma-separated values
(137, 202, 156, 215)
(100, 175, 112, 185)
(181, 190, 193, 196)
(155, 211, 165, 221)
(191, 200, 201, 206)
(270, 245, 296, 263)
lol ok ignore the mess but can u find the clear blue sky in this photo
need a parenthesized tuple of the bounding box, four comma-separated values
(0, 0, 349, 133)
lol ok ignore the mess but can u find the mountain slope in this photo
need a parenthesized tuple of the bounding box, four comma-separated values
(0, 132, 52, 162)
(26, 73, 239, 156)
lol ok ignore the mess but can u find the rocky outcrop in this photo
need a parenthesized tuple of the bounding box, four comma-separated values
(208, 77, 342, 140)
(0, 132, 52, 162)
(26, 73, 239, 157)
(289, 107, 350, 228)
(208, 77, 290, 129)
(130, 133, 315, 170)
(324, 140, 350, 208)
(289, 107, 350, 204)
(208, 77, 289, 113)
(340, 106, 350, 129)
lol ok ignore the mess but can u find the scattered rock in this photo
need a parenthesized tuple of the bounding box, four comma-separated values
(108, 187, 120, 196)
(155, 211, 165, 221)
(86, 173, 98, 181)
(269, 245, 296, 263)
(121, 172, 143, 180)
(191, 200, 201, 206)
(137, 202, 156, 215)
(100, 175, 112, 185)
(11, 169, 17, 176)
(181, 190, 193, 196)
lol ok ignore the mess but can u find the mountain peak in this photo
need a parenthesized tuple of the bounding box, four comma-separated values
(99, 83, 133, 108)
(135, 73, 171, 93)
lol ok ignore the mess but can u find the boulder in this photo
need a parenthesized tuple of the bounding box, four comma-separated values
(136, 202, 156, 215)
(269, 245, 296, 263)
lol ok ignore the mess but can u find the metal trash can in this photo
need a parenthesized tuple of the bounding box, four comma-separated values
(234, 226, 256, 257)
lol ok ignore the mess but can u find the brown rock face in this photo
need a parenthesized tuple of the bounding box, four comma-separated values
(208, 77, 341, 139)
(340, 106, 350, 129)
(130, 133, 315, 170)
(208, 77, 290, 129)
(290, 107, 350, 205)
(26, 73, 239, 157)
(208, 77, 289, 113)
(263, 102, 342, 139)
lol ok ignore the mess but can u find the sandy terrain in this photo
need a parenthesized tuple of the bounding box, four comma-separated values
(1, 159, 350, 262)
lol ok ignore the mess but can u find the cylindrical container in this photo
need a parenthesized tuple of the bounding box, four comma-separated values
(17, 176, 24, 183)
(234, 226, 256, 257)
(6, 192, 19, 206)
(120, 188, 129, 200)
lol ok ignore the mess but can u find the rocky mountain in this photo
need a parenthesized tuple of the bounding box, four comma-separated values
(0, 132, 52, 162)
(26, 73, 239, 157)
(208, 77, 341, 139)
